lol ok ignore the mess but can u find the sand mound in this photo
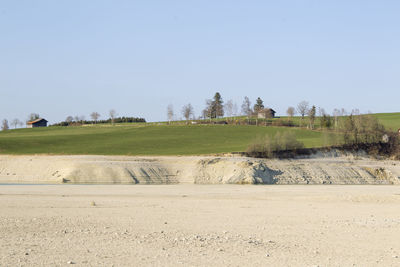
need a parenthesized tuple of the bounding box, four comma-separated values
(0, 155, 399, 184)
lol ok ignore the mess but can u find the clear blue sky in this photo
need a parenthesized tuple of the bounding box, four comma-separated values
(1, 0, 399, 123)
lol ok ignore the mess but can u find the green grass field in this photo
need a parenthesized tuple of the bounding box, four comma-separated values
(372, 113, 400, 130)
(168, 113, 400, 130)
(0, 124, 334, 155)
(0, 112, 397, 156)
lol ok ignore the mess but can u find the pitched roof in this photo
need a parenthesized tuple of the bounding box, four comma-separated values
(27, 118, 48, 124)
(258, 108, 276, 113)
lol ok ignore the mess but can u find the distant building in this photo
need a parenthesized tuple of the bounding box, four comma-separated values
(257, 108, 276, 119)
(27, 118, 48, 128)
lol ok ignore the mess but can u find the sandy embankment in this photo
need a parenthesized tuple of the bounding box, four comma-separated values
(0, 154, 399, 184)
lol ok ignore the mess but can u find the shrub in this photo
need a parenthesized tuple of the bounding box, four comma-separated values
(271, 119, 295, 127)
(342, 114, 385, 145)
(246, 132, 304, 157)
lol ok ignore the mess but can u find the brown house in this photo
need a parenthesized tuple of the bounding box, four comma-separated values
(257, 108, 276, 119)
(27, 118, 48, 128)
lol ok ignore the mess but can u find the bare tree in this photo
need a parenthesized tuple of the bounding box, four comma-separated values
(182, 104, 194, 122)
(109, 109, 117, 125)
(297, 101, 309, 119)
(225, 99, 234, 120)
(201, 109, 208, 120)
(318, 107, 325, 117)
(286, 106, 296, 118)
(318, 107, 332, 129)
(27, 113, 40, 122)
(11, 119, 21, 129)
(203, 99, 213, 122)
(351, 109, 360, 116)
(297, 101, 309, 126)
(167, 104, 174, 124)
(333, 108, 341, 129)
(72, 115, 84, 124)
(241, 96, 252, 117)
(90, 112, 101, 124)
(308, 105, 316, 129)
(232, 102, 238, 116)
(1, 119, 9, 131)
(66, 116, 74, 123)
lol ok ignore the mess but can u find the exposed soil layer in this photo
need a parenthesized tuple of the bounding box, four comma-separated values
(1, 154, 399, 185)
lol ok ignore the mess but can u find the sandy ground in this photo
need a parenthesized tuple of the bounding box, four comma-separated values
(1, 185, 400, 266)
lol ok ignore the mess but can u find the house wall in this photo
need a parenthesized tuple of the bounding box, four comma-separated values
(257, 111, 275, 119)
(31, 121, 47, 128)
(258, 113, 266, 119)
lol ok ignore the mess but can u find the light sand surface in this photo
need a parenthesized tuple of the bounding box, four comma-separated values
(1, 185, 400, 266)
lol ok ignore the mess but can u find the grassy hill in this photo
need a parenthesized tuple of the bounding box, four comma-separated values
(373, 113, 400, 130)
(0, 112, 397, 156)
(0, 124, 335, 156)
(170, 113, 400, 130)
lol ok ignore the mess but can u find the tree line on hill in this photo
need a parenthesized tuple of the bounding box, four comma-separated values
(166, 92, 400, 159)
(52, 109, 145, 126)
(247, 105, 400, 159)
(0, 111, 145, 131)
(1, 113, 41, 131)
(166, 93, 341, 129)
(167, 93, 276, 123)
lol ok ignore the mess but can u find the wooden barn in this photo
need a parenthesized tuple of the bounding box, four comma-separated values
(257, 108, 276, 119)
(27, 118, 48, 128)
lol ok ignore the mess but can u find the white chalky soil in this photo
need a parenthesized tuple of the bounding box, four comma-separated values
(0, 185, 400, 266)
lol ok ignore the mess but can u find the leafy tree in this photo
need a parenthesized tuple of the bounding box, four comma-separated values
(253, 97, 264, 113)
(211, 92, 224, 118)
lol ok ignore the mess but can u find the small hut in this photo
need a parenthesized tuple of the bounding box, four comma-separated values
(27, 118, 48, 128)
(257, 108, 276, 119)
